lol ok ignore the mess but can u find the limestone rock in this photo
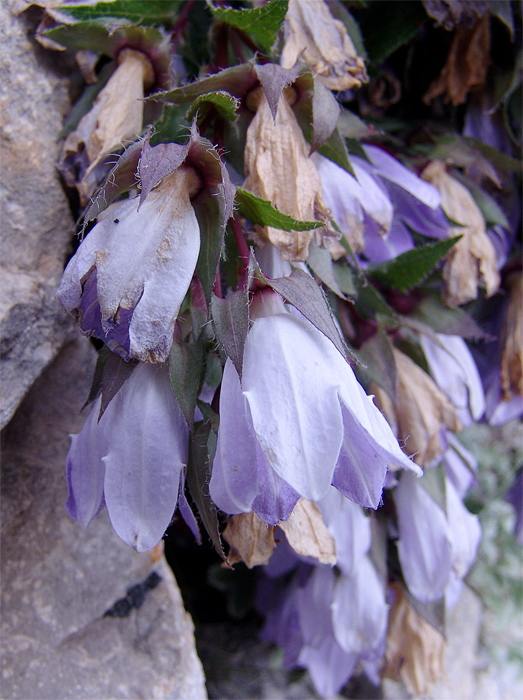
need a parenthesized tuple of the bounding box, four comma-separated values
(0, 1, 77, 428)
(1, 338, 207, 700)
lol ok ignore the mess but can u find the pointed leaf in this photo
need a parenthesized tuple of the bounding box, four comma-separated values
(307, 241, 347, 298)
(410, 294, 489, 339)
(99, 351, 137, 421)
(151, 63, 257, 104)
(211, 0, 288, 51)
(310, 77, 340, 153)
(263, 266, 350, 360)
(138, 138, 191, 207)
(169, 339, 204, 431)
(359, 0, 426, 63)
(59, 1, 182, 26)
(355, 329, 397, 400)
(187, 420, 225, 559)
(211, 290, 249, 380)
(367, 236, 462, 292)
(193, 190, 227, 304)
(236, 188, 323, 231)
(254, 62, 301, 121)
(84, 347, 109, 409)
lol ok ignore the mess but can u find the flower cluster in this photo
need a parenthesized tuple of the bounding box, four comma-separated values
(47, 0, 521, 696)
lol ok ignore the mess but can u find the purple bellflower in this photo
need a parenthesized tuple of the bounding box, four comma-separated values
(209, 290, 421, 523)
(66, 362, 189, 552)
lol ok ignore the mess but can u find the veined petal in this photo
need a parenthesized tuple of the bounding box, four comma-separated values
(394, 472, 452, 603)
(252, 443, 300, 525)
(65, 395, 106, 528)
(103, 363, 188, 552)
(331, 556, 388, 655)
(209, 359, 260, 515)
(243, 313, 345, 502)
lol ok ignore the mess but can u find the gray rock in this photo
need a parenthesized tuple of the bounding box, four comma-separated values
(0, 0, 77, 428)
(1, 338, 207, 700)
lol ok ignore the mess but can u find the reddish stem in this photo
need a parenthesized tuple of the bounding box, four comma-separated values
(213, 267, 223, 298)
(232, 215, 250, 269)
(170, 0, 195, 50)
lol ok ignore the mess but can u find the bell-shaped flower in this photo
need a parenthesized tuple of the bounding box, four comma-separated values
(394, 471, 453, 603)
(420, 332, 485, 425)
(65, 362, 189, 552)
(57, 131, 234, 363)
(209, 291, 420, 522)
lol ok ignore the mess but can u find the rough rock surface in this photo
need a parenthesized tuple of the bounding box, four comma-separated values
(0, 0, 77, 428)
(1, 338, 208, 700)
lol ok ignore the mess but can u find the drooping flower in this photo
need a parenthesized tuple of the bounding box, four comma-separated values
(66, 362, 189, 552)
(281, 0, 367, 91)
(57, 131, 234, 363)
(420, 332, 486, 426)
(209, 291, 420, 522)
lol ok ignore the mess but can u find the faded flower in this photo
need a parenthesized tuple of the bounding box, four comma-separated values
(60, 49, 155, 204)
(500, 272, 523, 403)
(373, 347, 461, 466)
(384, 583, 446, 695)
(422, 160, 499, 306)
(243, 88, 334, 261)
(281, 0, 367, 91)
(223, 512, 276, 568)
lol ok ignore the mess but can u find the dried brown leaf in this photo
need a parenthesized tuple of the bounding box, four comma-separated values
(223, 512, 276, 568)
(373, 348, 461, 466)
(422, 161, 500, 307)
(383, 583, 446, 695)
(279, 499, 336, 565)
(423, 14, 490, 106)
(281, 0, 367, 91)
(501, 272, 523, 401)
(243, 89, 332, 261)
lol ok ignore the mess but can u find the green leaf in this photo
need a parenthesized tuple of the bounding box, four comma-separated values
(193, 192, 227, 305)
(367, 237, 462, 293)
(169, 339, 204, 431)
(354, 284, 398, 322)
(152, 63, 257, 105)
(210, 0, 288, 51)
(333, 260, 358, 297)
(44, 22, 166, 57)
(317, 128, 355, 176)
(410, 294, 489, 339)
(306, 241, 347, 299)
(211, 289, 250, 380)
(236, 189, 323, 232)
(59, 1, 182, 26)
(187, 420, 225, 560)
(355, 329, 397, 400)
(262, 266, 352, 360)
(186, 91, 240, 123)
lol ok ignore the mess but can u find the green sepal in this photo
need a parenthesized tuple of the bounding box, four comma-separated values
(186, 91, 240, 124)
(354, 328, 397, 400)
(211, 289, 250, 380)
(169, 338, 205, 432)
(307, 241, 347, 299)
(409, 294, 489, 340)
(58, 1, 182, 27)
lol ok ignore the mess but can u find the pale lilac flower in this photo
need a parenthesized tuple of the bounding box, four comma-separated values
(505, 470, 523, 546)
(443, 434, 478, 498)
(394, 471, 453, 603)
(209, 291, 420, 521)
(66, 362, 188, 551)
(420, 332, 486, 425)
(57, 166, 201, 363)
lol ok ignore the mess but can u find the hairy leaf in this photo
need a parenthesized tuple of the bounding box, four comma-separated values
(355, 329, 397, 400)
(211, 0, 288, 51)
(59, 1, 182, 26)
(211, 290, 250, 380)
(138, 138, 191, 206)
(186, 91, 240, 123)
(367, 237, 462, 292)
(254, 62, 301, 120)
(307, 241, 347, 299)
(169, 339, 205, 431)
(236, 188, 323, 232)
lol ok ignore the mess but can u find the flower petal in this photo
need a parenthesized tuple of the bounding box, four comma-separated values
(103, 363, 188, 552)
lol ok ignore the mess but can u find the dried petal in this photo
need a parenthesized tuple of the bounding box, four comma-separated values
(384, 583, 446, 695)
(423, 14, 490, 106)
(279, 499, 337, 565)
(281, 0, 367, 91)
(243, 89, 331, 261)
(223, 512, 276, 568)
(60, 49, 154, 204)
(373, 348, 461, 465)
(421, 161, 499, 306)
(501, 272, 523, 402)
